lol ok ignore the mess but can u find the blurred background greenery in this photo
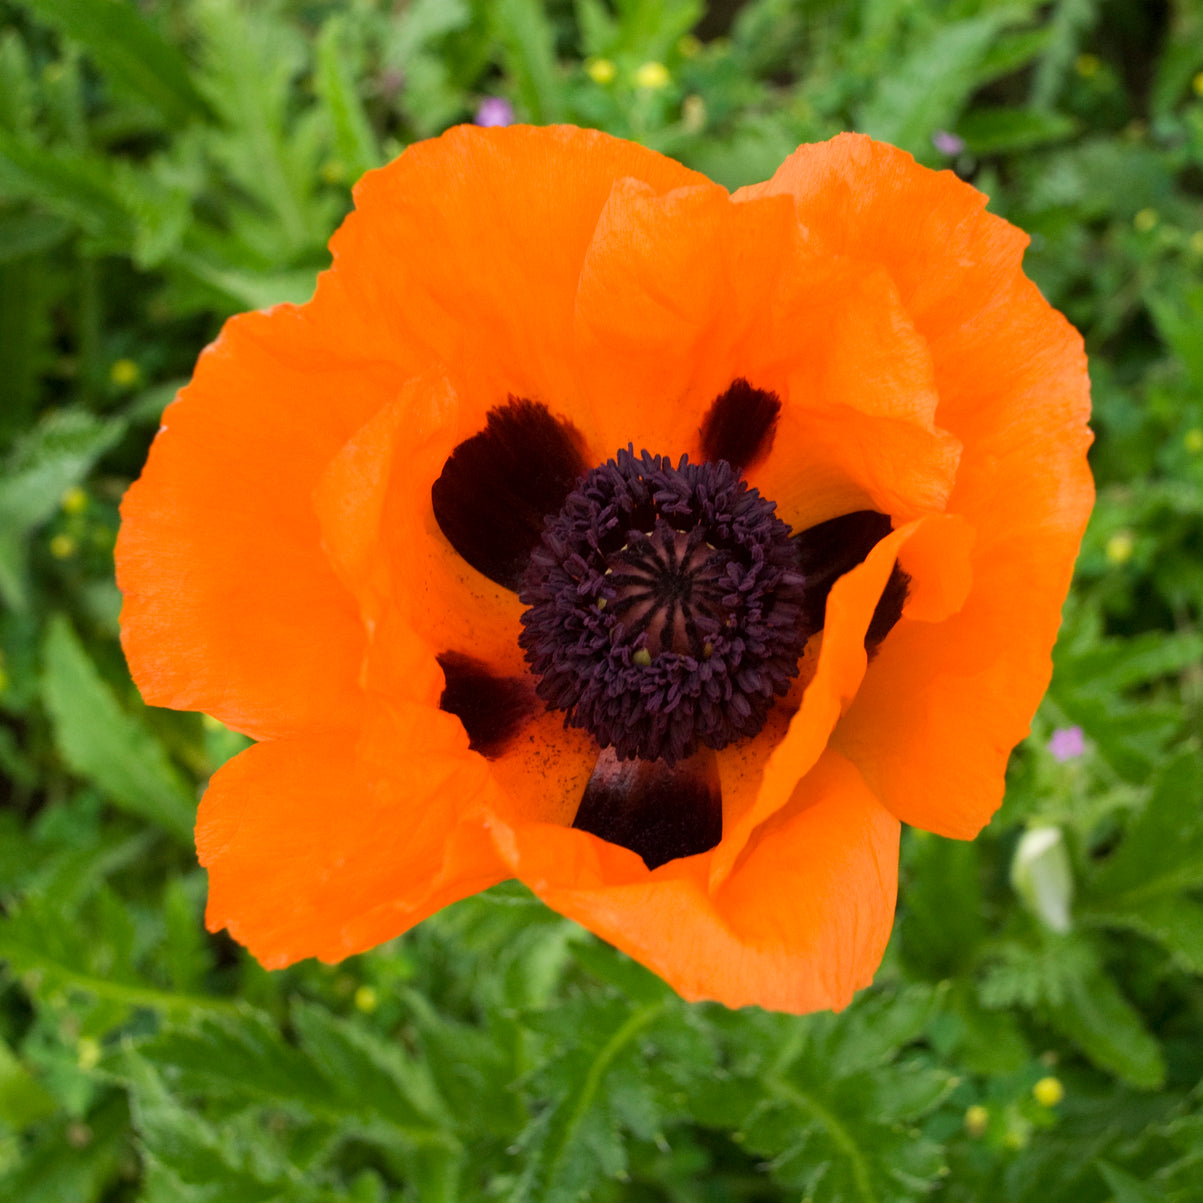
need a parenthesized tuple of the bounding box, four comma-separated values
(1, 0, 1202, 1199)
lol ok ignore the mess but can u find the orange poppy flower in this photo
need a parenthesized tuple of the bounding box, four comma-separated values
(117, 126, 1092, 1014)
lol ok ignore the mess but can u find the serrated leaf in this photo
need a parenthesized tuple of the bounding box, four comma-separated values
(136, 1006, 453, 1147)
(1090, 895, 1203, 976)
(744, 1060, 950, 1203)
(571, 937, 672, 1006)
(1045, 956, 1165, 1089)
(40, 614, 196, 842)
(1096, 1159, 1167, 1203)
(512, 997, 670, 1203)
(19, 0, 212, 126)
(0, 210, 71, 263)
(0, 1092, 127, 1202)
(958, 106, 1078, 154)
(1088, 750, 1203, 902)
(0, 408, 125, 607)
(822, 984, 943, 1078)
(0, 130, 132, 243)
(0, 889, 234, 1018)
(0, 1034, 58, 1129)
(856, 13, 1011, 154)
(123, 1054, 295, 1202)
(290, 998, 450, 1134)
(493, 0, 562, 123)
(315, 16, 381, 183)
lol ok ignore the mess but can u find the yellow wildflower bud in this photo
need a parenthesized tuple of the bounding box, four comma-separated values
(354, 984, 379, 1014)
(109, 358, 141, 388)
(49, 533, 76, 559)
(1133, 208, 1158, 233)
(964, 1104, 989, 1137)
(61, 485, 87, 515)
(77, 1038, 101, 1070)
(1105, 531, 1134, 565)
(634, 61, 671, 90)
(320, 159, 347, 185)
(1033, 1076, 1064, 1107)
(585, 58, 616, 85)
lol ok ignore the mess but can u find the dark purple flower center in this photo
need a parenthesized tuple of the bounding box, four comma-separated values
(518, 449, 809, 765)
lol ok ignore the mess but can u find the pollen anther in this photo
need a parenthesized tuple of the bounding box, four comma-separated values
(519, 448, 811, 764)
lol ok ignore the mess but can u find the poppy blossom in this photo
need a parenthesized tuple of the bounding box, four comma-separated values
(117, 126, 1092, 1013)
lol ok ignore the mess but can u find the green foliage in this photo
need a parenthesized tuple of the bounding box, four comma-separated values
(1, 0, 1202, 1199)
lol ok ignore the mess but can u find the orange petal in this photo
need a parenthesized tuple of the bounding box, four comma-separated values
(735, 132, 1030, 342)
(572, 179, 797, 458)
(117, 308, 392, 738)
(312, 124, 709, 418)
(751, 135, 1093, 837)
(314, 371, 526, 693)
(832, 291, 1092, 838)
(495, 750, 899, 1013)
(198, 701, 508, 966)
(711, 512, 972, 888)
(746, 260, 961, 532)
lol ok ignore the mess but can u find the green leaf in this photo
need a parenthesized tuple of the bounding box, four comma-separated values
(40, 614, 196, 843)
(0, 129, 134, 245)
(0, 1092, 127, 1202)
(958, 106, 1078, 154)
(734, 1058, 951, 1203)
(315, 16, 381, 183)
(135, 1005, 453, 1146)
(123, 1054, 295, 1202)
(1089, 750, 1203, 902)
(0, 28, 36, 133)
(0, 211, 72, 263)
(19, 0, 212, 126)
(1148, 0, 1203, 120)
(493, 0, 562, 122)
(1147, 287, 1203, 390)
(0, 1035, 58, 1129)
(1097, 1159, 1167, 1203)
(175, 253, 318, 309)
(1045, 954, 1165, 1089)
(1090, 896, 1203, 976)
(0, 408, 125, 607)
(512, 997, 673, 1203)
(856, 13, 1012, 154)
(974, 25, 1056, 82)
(0, 888, 236, 1018)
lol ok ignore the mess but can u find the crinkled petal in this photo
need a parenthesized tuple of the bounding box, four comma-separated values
(117, 309, 393, 738)
(495, 751, 899, 1013)
(746, 134, 1092, 837)
(712, 512, 973, 887)
(198, 701, 507, 966)
(314, 124, 709, 415)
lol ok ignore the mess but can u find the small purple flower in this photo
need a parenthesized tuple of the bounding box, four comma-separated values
(932, 130, 965, 156)
(1048, 726, 1086, 763)
(475, 97, 515, 128)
